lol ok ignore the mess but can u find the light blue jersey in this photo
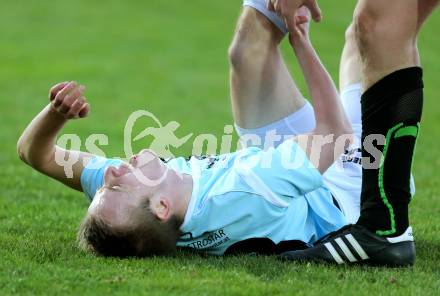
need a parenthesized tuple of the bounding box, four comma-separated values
(81, 140, 347, 255)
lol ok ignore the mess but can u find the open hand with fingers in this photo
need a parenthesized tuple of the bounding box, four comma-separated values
(49, 81, 90, 119)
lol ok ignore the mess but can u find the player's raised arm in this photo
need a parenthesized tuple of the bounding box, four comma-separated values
(17, 81, 93, 191)
(289, 8, 352, 173)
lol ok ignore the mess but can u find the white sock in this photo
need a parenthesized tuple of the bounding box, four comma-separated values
(243, 0, 288, 34)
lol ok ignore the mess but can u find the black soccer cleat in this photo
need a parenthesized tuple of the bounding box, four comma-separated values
(280, 225, 415, 267)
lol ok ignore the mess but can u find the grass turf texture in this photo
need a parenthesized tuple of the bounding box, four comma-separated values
(1, 0, 439, 295)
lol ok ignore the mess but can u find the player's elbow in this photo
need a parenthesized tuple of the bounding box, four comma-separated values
(16, 136, 47, 170)
(334, 121, 354, 141)
(339, 118, 354, 136)
(316, 113, 353, 136)
(335, 123, 354, 157)
(316, 121, 353, 142)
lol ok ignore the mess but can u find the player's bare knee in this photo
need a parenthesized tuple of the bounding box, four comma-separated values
(228, 8, 281, 71)
(353, 8, 377, 51)
(354, 5, 419, 52)
(228, 37, 251, 71)
(228, 30, 274, 72)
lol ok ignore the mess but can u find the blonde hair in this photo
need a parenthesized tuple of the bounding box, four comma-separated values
(77, 198, 180, 257)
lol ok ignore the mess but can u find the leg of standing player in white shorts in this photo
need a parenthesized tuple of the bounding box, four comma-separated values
(230, 0, 316, 148)
(331, 23, 416, 224)
(352, 0, 439, 237)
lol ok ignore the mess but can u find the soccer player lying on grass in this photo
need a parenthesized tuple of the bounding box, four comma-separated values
(17, 5, 357, 259)
(19, 0, 427, 266)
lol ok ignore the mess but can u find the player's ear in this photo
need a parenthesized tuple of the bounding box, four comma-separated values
(151, 197, 170, 221)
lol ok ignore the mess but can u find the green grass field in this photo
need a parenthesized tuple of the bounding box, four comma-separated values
(1, 0, 440, 295)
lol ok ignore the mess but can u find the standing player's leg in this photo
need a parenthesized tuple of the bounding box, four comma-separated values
(281, 0, 438, 266)
(230, 0, 316, 147)
(354, 0, 438, 237)
(330, 22, 418, 225)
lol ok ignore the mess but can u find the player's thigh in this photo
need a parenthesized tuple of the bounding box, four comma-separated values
(229, 7, 305, 129)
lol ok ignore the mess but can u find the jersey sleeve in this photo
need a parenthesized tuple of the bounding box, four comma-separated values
(80, 156, 124, 202)
(236, 140, 323, 198)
